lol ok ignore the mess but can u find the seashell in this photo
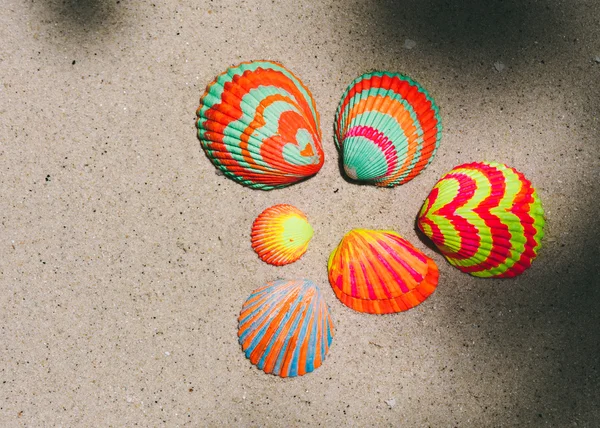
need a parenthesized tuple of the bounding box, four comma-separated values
(334, 72, 442, 186)
(238, 279, 334, 377)
(196, 60, 324, 190)
(327, 229, 439, 314)
(251, 204, 313, 266)
(417, 161, 545, 278)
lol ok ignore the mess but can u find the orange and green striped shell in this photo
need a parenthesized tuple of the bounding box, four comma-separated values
(417, 161, 545, 278)
(251, 204, 313, 266)
(238, 279, 334, 377)
(334, 72, 442, 186)
(327, 229, 439, 314)
(196, 61, 324, 190)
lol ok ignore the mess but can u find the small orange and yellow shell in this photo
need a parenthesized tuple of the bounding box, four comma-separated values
(251, 204, 313, 266)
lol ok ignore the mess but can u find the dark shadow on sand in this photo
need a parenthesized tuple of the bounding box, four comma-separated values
(367, 0, 563, 59)
(348, 0, 599, 424)
(35, 0, 126, 43)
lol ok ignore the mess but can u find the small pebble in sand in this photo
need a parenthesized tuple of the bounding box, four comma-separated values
(494, 62, 506, 72)
(594, 56, 600, 64)
(403, 39, 416, 50)
(385, 398, 396, 408)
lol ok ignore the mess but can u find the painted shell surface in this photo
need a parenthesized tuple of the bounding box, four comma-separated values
(327, 229, 439, 314)
(251, 204, 313, 266)
(196, 60, 324, 190)
(238, 279, 334, 377)
(417, 161, 545, 278)
(334, 72, 442, 187)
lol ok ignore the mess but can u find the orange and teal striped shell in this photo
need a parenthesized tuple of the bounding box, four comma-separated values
(197, 61, 324, 190)
(251, 204, 313, 266)
(327, 229, 439, 314)
(417, 161, 545, 278)
(238, 279, 334, 377)
(334, 72, 442, 186)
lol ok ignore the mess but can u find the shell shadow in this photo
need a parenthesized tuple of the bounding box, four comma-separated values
(413, 214, 442, 255)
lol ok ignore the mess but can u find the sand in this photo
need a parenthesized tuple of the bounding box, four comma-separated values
(1, 0, 598, 426)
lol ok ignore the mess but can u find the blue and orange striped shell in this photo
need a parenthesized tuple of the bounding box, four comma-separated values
(238, 279, 334, 377)
(334, 72, 442, 186)
(196, 61, 324, 190)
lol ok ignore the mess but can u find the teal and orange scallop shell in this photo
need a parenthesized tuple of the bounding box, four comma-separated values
(327, 229, 439, 314)
(196, 61, 324, 190)
(334, 72, 442, 186)
(238, 279, 334, 378)
(417, 161, 545, 278)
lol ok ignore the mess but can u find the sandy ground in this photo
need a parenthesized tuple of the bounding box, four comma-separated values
(1, 0, 599, 426)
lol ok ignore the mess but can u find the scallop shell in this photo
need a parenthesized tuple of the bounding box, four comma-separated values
(238, 279, 334, 377)
(334, 72, 442, 186)
(327, 229, 439, 314)
(196, 60, 324, 190)
(417, 161, 545, 278)
(251, 204, 313, 266)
